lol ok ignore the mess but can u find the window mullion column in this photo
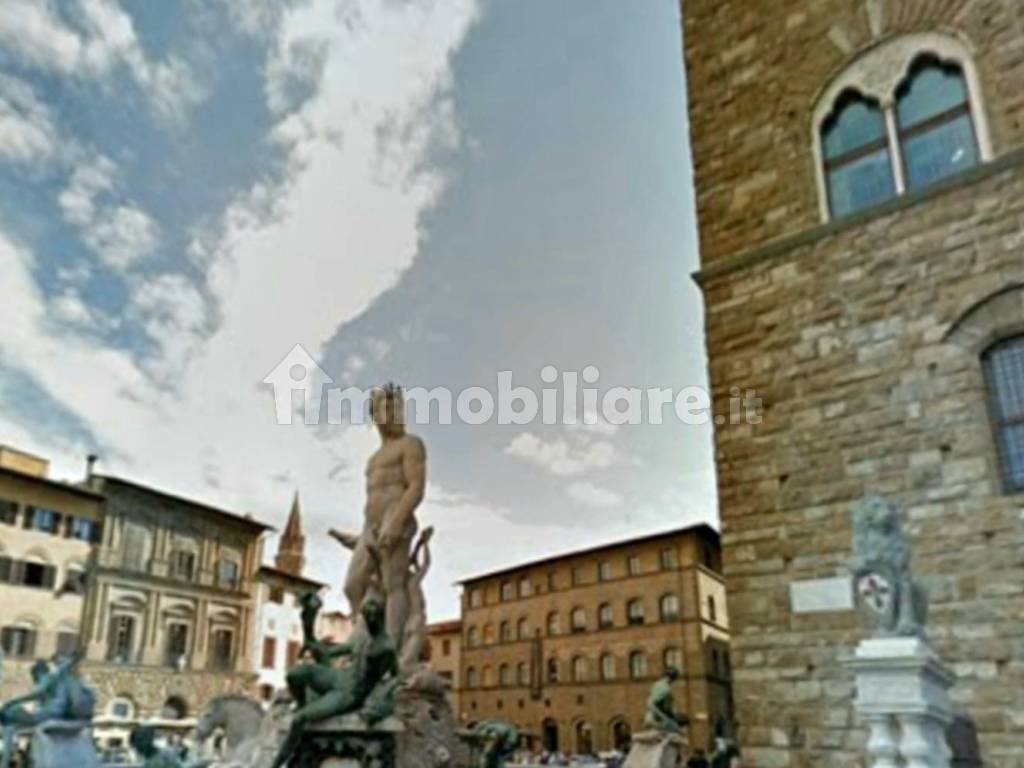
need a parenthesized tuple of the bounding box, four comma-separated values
(883, 101, 907, 195)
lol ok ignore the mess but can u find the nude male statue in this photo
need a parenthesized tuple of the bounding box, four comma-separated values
(334, 383, 426, 648)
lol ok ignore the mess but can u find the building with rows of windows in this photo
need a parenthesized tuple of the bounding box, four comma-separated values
(457, 525, 731, 755)
(0, 447, 104, 701)
(0, 444, 283, 750)
(424, 619, 463, 717)
(79, 472, 273, 747)
(682, 0, 1024, 764)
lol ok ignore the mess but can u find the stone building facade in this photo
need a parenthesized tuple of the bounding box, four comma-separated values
(80, 474, 272, 741)
(458, 526, 731, 754)
(0, 447, 103, 701)
(424, 619, 463, 717)
(681, 1, 1024, 765)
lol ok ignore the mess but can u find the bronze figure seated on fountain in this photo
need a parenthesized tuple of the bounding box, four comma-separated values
(271, 593, 400, 768)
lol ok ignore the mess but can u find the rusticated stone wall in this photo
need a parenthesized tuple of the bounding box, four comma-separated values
(682, 0, 1024, 766)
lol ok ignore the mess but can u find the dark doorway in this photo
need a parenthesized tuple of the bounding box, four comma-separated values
(542, 719, 559, 752)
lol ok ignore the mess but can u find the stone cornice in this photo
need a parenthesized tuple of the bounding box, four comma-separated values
(692, 147, 1024, 288)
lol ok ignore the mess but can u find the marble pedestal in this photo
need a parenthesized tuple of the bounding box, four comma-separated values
(847, 637, 955, 768)
(30, 720, 100, 768)
(292, 714, 404, 768)
(623, 731, 686, 768)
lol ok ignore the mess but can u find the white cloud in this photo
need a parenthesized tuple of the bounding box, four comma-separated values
(504, 431, 616, 476)
(567, 480, 622, 508)
(129, 275, 209, 378)
(50, 288, 117, 333)
(0, 0, 206, 123)
(0, 74, 59, 165)
(58, 153, 161, 269)
(0, 0, 480, 621)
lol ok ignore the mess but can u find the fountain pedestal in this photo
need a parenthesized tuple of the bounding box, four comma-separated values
(292, 714, 404, 768)
(30, 720, 100, 768)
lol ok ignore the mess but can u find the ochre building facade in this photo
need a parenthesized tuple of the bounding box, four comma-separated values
(425, 619, 463, 717)
(682, 0, 1024, 765)
(0, 447, 103, 701)
(459, 526, 731, 754)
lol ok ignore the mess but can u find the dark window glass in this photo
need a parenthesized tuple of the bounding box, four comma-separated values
(598, 603, 613, 629)
(983, 336, 1024, 492)
(216, 560, 239, 590)
(25, 507, 60, 534)
(659, 548, 678, 570)
(209, 629, 235, 671)
(897, 58, 978, 189)
(69, 517, 101, 542)
(1, 626, 36, 658)
(107, 615, 136, 663)
(627, 599, 644, 626)
(822, 92, 896, 217)
(546, 658, 559, 684)
(165, 623, 189, 667)
(0, 500, 18, 526)
(629, 652, 647, 680)
(660, 593, 680, 622)
(171, 551, 196, 581)
(20, 561, 56, 589)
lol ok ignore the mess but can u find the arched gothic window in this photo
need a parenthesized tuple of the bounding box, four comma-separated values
(821, 92, 895, 218)
(896, 56, 978, 190)
(814, 34, 989, 220)
(982, 336, 1024, 492)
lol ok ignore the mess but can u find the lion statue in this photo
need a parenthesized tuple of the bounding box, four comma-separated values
(850, 494, 929, 638)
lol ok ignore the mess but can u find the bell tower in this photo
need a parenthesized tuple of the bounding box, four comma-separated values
(275, 491, 306, 576)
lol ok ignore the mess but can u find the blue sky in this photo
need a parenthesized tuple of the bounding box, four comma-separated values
(0, 0, 711, 619)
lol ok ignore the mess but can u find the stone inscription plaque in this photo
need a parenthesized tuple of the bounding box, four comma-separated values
(790, 576, 854, 613)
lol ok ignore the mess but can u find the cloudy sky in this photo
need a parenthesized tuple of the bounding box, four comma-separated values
(0, 0, 712, 620)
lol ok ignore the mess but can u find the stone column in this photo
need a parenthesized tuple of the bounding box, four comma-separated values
(847, 637, 955, 768)
(863, 714, 900, 768)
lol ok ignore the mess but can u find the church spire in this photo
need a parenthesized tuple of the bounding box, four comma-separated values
(275, 490, 306, 576)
